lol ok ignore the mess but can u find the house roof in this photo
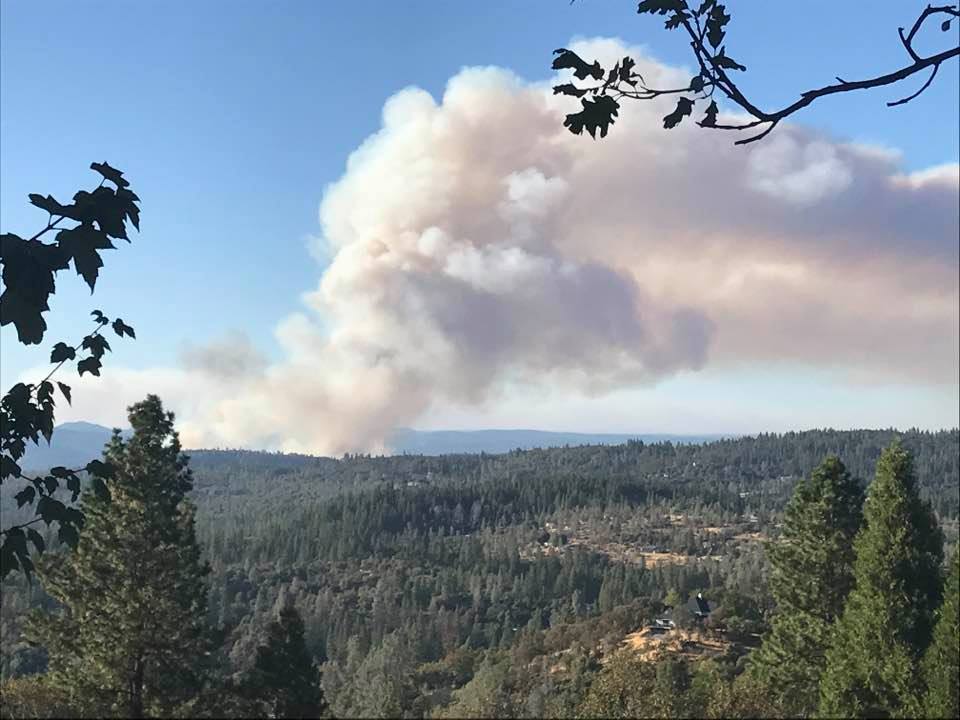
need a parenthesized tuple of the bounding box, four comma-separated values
(687, 592, 711, 616)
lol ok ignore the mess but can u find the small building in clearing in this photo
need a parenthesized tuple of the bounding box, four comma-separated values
(687, 592, 711, 620)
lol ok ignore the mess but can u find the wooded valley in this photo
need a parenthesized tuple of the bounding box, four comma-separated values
(2, 420, 957, 717)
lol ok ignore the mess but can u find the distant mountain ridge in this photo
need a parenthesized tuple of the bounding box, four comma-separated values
(19, 421, 129, 471)
(386, 428, 730, 455)
(18, 422, 730, 470)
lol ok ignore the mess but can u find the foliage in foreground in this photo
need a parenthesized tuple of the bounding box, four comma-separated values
(552, 2, 960, 144)
(2, 430, 957, 718)
(819, 441, 945, 717)
(922, 550, 960, 719)
(746, 456, 863, 715)
(1, 162, 139, 579)
(25, 396, 210, 718)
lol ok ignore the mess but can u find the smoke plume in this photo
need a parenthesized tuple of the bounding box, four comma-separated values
(40, 39, 960, 453)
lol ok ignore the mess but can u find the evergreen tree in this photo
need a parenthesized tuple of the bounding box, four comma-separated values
(819, 441, 944, 718)
(435, 656, 516, 719)
(747, 455, 863, 716)
(922, 551, 959, 719)
(26, 395, 210, 717)
(245, 595, 326, 719)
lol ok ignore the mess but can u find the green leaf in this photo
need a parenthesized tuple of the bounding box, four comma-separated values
(706, 4, 730, 47)
(58, 381, 72, 405)
(551, 48, 604, 81)
(619, 56, 639, 86)
(90, 161, 130, 188)
(663, 97, 694, 128)
(714, 47, 746, 71)
(88, 186, 129, 240)
(111, 318, 136, 339)
(563, 95, 621, 139)
(28, 193, 67, 216)
(0, 233, 63, 344)
(56, 225, 114, 292)
(553, 83, 589, 98)
(42, 476, 58, 494)
(1, 529, 30, 578)
(14, 485, 35, 507)
(50, 342, 77, 363)
(6, 438, 26, 462)
(18, 553, 35, 578)
(85, 459, 115, 479)
(604, 63, 620, 88)
(37, 380, 54, 405)
(0, 541, 21, 580)
(27, 528, 45, 554)
(63, 507, 83, 528)
(665, 11, 687, 29)
(116, 187, 141, 232)
(61, 190, 98, 224)
(37, 496, 67, 525)
(91, 476, 111, 502)
(50, 466, 73, 479)
(637, 0, 685, 14)
(2, 454, 21, 480)
(77, 356, 102, 377)
(67, 474, 81, 502)
(82, 334, 111, 359)
(700, 99, 719, 127)
(58, 522, 80, 549)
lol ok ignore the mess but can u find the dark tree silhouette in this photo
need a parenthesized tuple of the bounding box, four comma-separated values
(26, 396, 211, 717)
(0, 163, 139, 579)
(553, 1, 960, 143)
(245, 599, 327, 719)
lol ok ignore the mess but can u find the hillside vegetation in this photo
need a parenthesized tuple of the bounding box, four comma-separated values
(2, 427, 957, 717)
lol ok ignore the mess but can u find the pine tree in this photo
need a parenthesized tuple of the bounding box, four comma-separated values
(922, 551, 959, 719)
(26, 395, 210, 718)
(245, 594, 326, 719)
(746, 455, 863, 716)
(819, 441, 944, 718)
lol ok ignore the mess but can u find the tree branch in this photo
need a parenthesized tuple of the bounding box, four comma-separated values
(37, 321, 109, 390)
(887, 63, 941, 106)
(554, 2, 959, 144)
(0, 517, 45, 537)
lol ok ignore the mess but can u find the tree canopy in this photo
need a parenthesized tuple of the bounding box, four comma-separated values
(26, 396, 210, 718)
(1, 163, 139, 579)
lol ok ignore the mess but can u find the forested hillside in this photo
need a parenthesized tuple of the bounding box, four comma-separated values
(2, 428, 957, 717)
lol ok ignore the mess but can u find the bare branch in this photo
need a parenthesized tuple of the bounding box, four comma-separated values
(900, 4, 959, 62)
(736, 120, 780, 146)
(887, 63, 941, 106)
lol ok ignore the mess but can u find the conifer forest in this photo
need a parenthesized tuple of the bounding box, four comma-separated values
(2, 0, 959, 717)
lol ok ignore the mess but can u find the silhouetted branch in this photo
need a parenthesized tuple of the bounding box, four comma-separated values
(37, 322, 108, 390)
(0, 518, 45, 537)
(888, 63, 941, 106)
(554, 1, 960, 144)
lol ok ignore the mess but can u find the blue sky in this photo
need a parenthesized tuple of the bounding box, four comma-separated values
(2, 1, 958, 445)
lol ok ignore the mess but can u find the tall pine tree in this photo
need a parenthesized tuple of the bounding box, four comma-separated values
(819, 441, 944, 718)
(747, 455, 863, 716)
(27, 395, 210, 718)
(244, 591, 327, 719)
(922, 551, 959, 719)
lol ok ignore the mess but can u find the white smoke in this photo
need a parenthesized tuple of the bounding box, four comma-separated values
(33, 39, 960, 454)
